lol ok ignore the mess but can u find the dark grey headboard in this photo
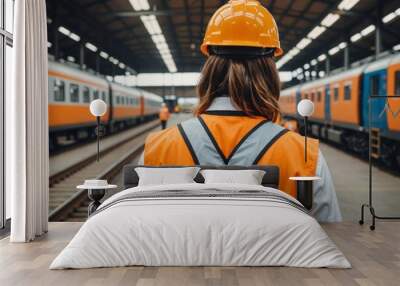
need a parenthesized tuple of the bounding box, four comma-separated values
(122, 165, 280, 189)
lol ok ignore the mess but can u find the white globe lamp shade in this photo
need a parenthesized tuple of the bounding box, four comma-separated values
(90, 99, 107, 117)
(297, 99, 314, 117)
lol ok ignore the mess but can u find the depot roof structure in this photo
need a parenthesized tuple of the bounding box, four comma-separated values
(46, 0, 400, 79)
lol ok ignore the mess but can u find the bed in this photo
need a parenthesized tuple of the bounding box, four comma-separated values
(50, 165, 350, 269)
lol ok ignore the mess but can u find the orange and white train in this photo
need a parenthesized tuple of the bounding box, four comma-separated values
(48, 60, 163, 149)
(280, 52, 400, 168)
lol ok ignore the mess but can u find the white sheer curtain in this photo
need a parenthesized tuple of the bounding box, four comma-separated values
(7, 0, 49, 242)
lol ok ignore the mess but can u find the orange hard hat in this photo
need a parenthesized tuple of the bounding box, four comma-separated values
(200, 0, 283, 58)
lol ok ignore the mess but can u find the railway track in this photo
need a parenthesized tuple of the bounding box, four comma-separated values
(49, 121, 160, 222)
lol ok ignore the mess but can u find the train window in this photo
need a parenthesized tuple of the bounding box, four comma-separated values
(83, 87, 90, 103)
(317, 91, 322, 102)
(370, 75, 379, 96)
(311, 93, 315, 102)
(69, 84, 80, 103)
(54, 80, 65, 102)
(333, 87, 339, 101)
(344, 85, 351, 100)
(395, 71, 400, 95)
(102, 91, 107, 102)
(116, 96, 120, 105)
(93, 90, 99, 100)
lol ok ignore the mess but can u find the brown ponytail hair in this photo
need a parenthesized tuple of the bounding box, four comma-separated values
(195, 55, 281, 121)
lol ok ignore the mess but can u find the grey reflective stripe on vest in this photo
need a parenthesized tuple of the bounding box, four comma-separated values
(178, 117, 288, 165)
(179, 118, 225, 165)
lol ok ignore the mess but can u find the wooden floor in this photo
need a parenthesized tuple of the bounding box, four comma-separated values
(1, 222, 400, 286)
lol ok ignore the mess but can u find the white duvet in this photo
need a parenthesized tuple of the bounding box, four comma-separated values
(50, 183, 350, 269)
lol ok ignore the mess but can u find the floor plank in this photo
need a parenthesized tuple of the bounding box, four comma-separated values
(1, 222, 400, 286)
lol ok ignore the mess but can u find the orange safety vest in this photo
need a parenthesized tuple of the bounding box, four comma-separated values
(159, 107, 170, 121)
(144, 113, 319, 198)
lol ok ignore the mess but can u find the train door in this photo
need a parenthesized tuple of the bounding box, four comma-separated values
(295, 89, 301, 106)
(324, 84, 331, 123)
(140, 96, 145, 116)
(361, 70, 388, 130)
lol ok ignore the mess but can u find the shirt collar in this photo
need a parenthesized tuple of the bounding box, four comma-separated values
(206, 96, 238, 112)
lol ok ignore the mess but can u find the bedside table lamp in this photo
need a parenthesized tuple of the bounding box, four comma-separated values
(290, 99, 320, 210)
(90, 99, 107, 162)
(297, 99, 314, 162)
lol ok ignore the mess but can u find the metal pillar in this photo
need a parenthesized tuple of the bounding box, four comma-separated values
(344, 44, 349, 70)
(53, 24, 59, 60)
(80, 44, 85, 69)
(314, 64, 318, 80)
(96, 53, 100, 75)
(375, 0, 382, 57)
(325, 56, 331, 75)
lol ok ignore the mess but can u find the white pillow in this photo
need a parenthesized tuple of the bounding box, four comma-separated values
(200, 169, 266, 185)
(135, 167, 200, 186)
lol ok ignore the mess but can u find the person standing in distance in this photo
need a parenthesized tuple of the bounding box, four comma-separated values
(159, 103, 170, 130)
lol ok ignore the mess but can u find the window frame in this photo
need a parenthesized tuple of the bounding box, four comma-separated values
(69, 83, 80, 103)
(1, 0, 14, 231)
(344, 84, 352, 101)
(370, 75, 380, 96)
(394, 70, 400, 96)
(53, 79, 66, 102)
(333, 86, 339, 102)
(82, 86, 91, 103)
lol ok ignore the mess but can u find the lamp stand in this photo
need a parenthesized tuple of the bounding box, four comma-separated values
(304, 116, 308, 163)
(96, 116, 100, 162)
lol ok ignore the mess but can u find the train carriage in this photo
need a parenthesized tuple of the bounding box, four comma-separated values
(280, 52, 400, 168)
(48, 61, 111, 147)
(48, 59, 163, 151)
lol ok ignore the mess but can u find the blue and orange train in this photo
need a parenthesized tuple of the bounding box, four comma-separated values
(280, 53, 400, 168)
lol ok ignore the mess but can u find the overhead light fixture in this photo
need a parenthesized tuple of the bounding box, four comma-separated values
(100, 51, 109, 59)
(321, 13, 340, 27)
(58, 26, 70, 36)
(130, 1, 177, 72)
(319, 71, 326, 78)
(310, 59, 318, 66)
(307, 26, 326, 40)
(119, 63, 126, 69)
(329, 46, 340, 56)
(85, 42, 98, 52)
(351, 33, 362, 42)
(141, 15, 162, 35)
(303, 63, 310, 70)
(70, 33, 80, 42)
(129, 0, 150, 11)
(67, 56, 75, 62)
(152, 34, 166, 44)
(288, 48, 300, 57)
(47, 42, 52, 48)
(361, 25, 375, 36)
(276, 0, 358, 70)
(393, 44, 400, 51)
(383, 12, 397, 23)
(296, 38, 312, 50)
(338, 42, 347, 49)
(318, 54, 327, 62)
(296, 68, 303, 74)
(338, 0, 360, 11)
